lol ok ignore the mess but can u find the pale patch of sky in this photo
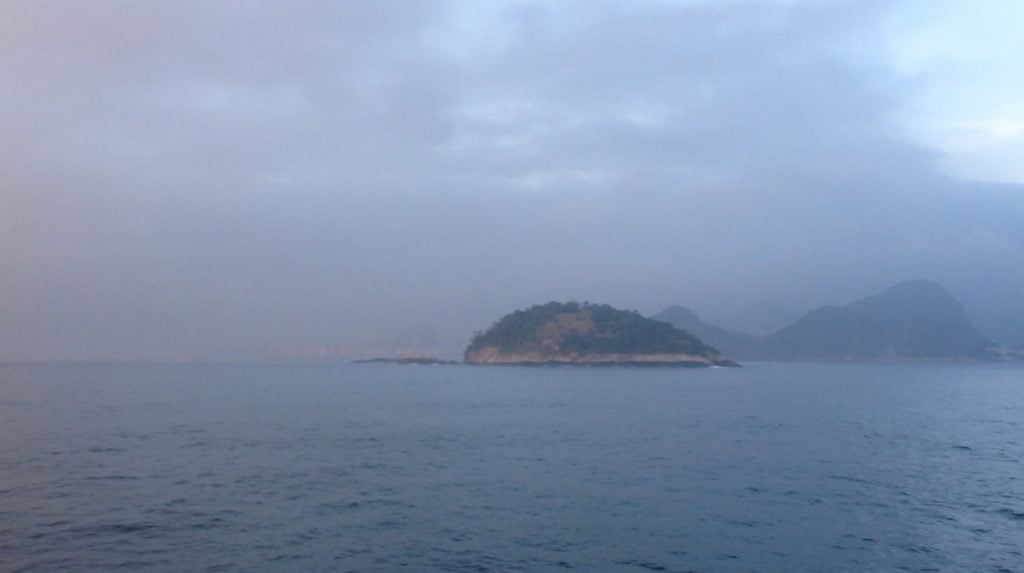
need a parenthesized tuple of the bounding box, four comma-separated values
(884, 0, 1024, 184)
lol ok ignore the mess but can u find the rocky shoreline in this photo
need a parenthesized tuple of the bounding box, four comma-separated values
(463, 347, 739, 367)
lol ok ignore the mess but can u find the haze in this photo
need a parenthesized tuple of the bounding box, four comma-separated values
(2, 0, 1022, 361)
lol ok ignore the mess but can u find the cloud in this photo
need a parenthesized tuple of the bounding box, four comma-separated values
(1, 0, 1022, 360)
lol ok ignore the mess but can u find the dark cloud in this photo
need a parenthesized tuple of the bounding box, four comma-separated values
(1, 0, 1022, 360)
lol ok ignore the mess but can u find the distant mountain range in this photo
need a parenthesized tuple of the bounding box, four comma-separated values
(654, 305, 759, 358)
(710, 299, 801, 336)
(655, 280, 1002, 362)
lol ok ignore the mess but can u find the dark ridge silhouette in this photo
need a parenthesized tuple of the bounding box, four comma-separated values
(657, 280, 1000, 362)
(653, 306, 758, 358)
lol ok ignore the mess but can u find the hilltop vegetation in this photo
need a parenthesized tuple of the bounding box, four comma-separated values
(465, 301, 733, 366)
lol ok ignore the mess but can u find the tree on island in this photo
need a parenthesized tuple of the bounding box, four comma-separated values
(465, 301, 729, 365)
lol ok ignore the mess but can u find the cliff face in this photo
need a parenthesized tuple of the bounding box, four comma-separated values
(464, 301, 737, 366)
(465, 346, 734, 366)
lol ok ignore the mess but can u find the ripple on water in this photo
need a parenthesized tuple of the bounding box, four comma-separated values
(994, 508, 1024, 521)
(2, 362, 1023, 572)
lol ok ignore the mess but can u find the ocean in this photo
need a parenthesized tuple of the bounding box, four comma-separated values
(1, 362, 1022, 572)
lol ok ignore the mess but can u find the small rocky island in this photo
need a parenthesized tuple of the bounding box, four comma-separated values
(465, 301, 738, 367)
(353, 353, 458, 365)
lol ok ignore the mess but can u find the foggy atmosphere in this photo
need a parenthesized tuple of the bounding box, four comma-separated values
(4, 3, 1024, 572)
(3, 0, 1022, 362)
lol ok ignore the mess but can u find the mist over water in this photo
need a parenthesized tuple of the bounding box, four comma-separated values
(2, 362, 1022, 571)
(2, 1, 1024, 361)
(2, 5, 1024, 570)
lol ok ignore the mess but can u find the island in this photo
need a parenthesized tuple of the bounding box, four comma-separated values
(353, 353, 459, 365)
(464, 301, 738, 367)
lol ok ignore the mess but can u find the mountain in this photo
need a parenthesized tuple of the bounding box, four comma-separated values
(657, 280, 1000, 362)
(712, 299, 801, 336)
(653, 305, 757, 358)
(465, 301, 738, 366)
(757, 280, 997, 361)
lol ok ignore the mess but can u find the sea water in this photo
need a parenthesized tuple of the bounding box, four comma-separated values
(1, 362, 1022, 572)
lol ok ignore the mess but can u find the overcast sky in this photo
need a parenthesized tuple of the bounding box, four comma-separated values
(2, 0, 1022, 361)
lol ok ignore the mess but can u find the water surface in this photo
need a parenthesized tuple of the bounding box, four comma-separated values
(1, 362, 1022, 571)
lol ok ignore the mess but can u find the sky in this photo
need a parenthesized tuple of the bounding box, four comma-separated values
(2, 0, 1023, 361)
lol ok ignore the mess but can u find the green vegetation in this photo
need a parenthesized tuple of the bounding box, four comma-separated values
(466, 301, 717, 357)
